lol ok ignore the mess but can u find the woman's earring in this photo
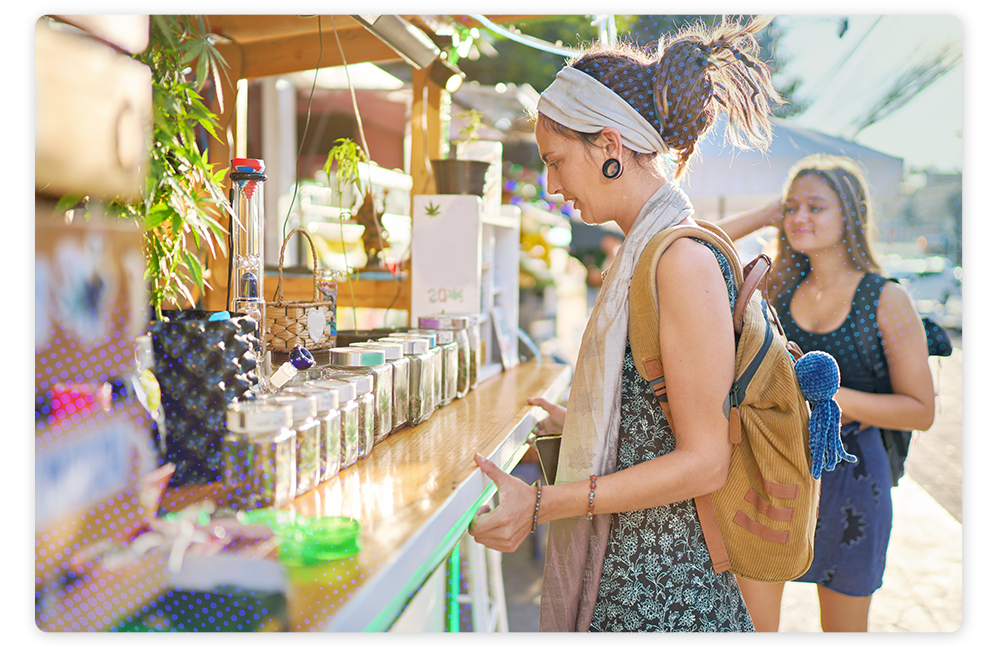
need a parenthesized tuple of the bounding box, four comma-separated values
(602, 158, 622, 179)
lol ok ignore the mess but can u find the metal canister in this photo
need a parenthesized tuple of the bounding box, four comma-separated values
(266, 392, 320, 498)
(350, 340, 409, 433)
(307, 378, 360, 469)
(223, 400, 296, 511)
(284, 384, 341, 483)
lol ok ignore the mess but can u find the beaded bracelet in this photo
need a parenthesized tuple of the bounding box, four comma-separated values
(530, 481, 542, 533)
(587, 474, 597, 521)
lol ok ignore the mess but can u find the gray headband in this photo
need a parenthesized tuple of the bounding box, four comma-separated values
(537, 66, 669, 156)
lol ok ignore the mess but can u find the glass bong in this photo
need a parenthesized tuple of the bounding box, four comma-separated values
(229, 158, 268, 384)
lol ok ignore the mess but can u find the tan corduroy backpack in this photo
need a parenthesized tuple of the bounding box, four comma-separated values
(628, 220, 820, 582)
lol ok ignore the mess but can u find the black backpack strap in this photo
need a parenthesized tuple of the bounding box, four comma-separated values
(850, 273, 912, 486)
(850, 274, 892, 390)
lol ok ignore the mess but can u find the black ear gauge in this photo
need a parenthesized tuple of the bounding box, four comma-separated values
(602, 158, 622, 179)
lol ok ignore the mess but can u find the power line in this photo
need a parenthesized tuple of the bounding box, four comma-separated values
(804, 16, 883, 106)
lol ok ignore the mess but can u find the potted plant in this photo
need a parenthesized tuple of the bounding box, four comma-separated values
(431, 108, 492, 197)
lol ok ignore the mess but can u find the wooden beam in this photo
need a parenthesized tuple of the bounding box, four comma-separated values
(409, 67, 431, 202)
(427, 78, 445, 161)
(215, 24, 403, 80)
(205, 15, 363, 44)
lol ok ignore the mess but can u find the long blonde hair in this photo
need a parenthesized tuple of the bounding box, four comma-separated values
(769, 154, 882, 300)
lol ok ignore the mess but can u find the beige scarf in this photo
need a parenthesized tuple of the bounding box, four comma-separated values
(539, 183, 694, 631)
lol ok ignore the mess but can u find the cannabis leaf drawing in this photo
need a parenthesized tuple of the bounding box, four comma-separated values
(424, 202, 442, 217)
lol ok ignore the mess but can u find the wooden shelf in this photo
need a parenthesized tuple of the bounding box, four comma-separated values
(159, 361, 572, 631)
(263, 271, 410, 312)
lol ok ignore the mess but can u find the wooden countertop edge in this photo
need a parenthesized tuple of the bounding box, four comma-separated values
(323, 363, 571, 631)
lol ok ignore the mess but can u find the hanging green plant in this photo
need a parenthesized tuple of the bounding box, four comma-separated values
(457, 108, 484, 145)
(98, 15, 232, 321)
(322, 137, 368, 210)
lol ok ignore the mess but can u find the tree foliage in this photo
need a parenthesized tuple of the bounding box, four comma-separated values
(458, 15, 809, 118)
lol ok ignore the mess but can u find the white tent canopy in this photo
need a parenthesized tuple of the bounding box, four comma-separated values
(678, 117, 905, 220)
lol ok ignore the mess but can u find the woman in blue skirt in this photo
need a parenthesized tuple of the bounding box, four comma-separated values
(718, 154, 936, 631)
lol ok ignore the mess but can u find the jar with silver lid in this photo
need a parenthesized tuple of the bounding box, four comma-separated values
(350, 340, 409, 433)
(379, 336, 435, 426)
(328, 346, 392, 444)
(417, 315, 471, 398)
(391, 332, 442, 410)
(223, 400, 296, 511)
(411, 328, 458, 407)
(265, 392, 320, 498)
(284, 384, 341, 483)
(321, 370, 376, 459)
(306, 378, 359, 469)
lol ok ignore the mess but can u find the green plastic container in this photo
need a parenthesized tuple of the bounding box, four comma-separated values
(238, 509, 361, 565)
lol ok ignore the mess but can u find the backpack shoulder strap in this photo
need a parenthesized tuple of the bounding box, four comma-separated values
(629, 222, 745, 385)
(849, 273, 892, 389)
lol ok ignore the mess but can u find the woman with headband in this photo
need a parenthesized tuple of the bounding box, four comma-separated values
(716, 155, 935, 632)
(468, 17, 782, 632)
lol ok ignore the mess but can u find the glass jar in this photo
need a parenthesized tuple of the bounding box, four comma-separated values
(328, 347, 392, 445)
(223, 401, 296, 511)
(379, 336, 435, 426)
(266, 392, 320, 498)
(417, 315, 472, 398)
(464, 314, 481, 390)
(391, 332, 442, 410)
(315, 268, 340, 340)
(284, 385, 341, 483)
(350, 341, 409, 434)
(307, 378, 359, 469)
(287, 366, 328, 385)
(322, 370, 376, 459)
(412, 328, 458, 407)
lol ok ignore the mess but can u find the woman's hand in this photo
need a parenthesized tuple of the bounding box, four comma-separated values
(763, 197, 785, 227)
(527, 397, 566, 436)
(468, 453, 537, 553)
(715, 197, 785, 241)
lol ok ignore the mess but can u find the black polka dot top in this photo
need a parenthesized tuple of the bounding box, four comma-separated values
(774, 272, 888, 394)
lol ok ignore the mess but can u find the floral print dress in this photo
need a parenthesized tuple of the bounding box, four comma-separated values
(589, 244, 754, 633)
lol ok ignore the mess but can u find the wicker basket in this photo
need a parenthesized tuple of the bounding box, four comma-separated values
(265, 228, 335, 353)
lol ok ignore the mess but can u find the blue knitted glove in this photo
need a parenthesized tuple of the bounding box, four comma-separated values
(795, 351, 857, 479)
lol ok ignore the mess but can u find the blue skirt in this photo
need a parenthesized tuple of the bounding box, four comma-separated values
(794, 423, 894, 597)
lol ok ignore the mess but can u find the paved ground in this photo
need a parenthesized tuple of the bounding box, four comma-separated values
(485, 333, 964, 634)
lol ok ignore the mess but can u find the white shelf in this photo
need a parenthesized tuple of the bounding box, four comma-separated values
(481, 211, 519, 229)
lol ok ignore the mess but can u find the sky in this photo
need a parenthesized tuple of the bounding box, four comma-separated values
(771, 14, 962, 174)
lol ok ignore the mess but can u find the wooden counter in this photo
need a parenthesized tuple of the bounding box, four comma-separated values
(159, 361, 572, 632)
